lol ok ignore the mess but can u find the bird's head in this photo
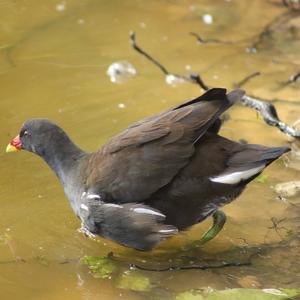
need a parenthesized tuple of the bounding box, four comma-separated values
(6, 119, 68, 157)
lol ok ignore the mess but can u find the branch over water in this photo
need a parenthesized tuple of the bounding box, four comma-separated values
(130, 32, 300, 139)
(130, 32, 209, 90)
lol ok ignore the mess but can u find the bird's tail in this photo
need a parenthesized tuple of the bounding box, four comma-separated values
(211, 145, 290, 185)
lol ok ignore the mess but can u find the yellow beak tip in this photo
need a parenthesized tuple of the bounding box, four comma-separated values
(6, 143, 18, 153)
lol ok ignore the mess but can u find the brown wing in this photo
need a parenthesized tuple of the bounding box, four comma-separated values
(85, 88, 244, 202)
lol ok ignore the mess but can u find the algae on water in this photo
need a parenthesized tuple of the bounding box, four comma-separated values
(176, 288, 300, 300)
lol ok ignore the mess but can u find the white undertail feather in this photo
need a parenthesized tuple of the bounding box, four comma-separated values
(103, 203, 123, 208)
(210, 165, 265, 185)
(86, 194, 101, 200)
(158, 228, 178, 233)
(131, 207, 166, 218)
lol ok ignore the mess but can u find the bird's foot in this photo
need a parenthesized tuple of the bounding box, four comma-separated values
(182, 210, 227, 251)
(78, 223, 96, 240)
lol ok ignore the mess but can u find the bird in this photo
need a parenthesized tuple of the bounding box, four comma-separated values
(6, 88, 289, 251)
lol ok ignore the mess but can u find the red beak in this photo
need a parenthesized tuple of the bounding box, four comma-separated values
(6, 135, 22, 152)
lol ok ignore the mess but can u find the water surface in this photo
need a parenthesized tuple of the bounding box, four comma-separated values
(0, 1, 299, 299)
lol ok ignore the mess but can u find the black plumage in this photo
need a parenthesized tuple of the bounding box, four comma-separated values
(7, 88, 289, 250)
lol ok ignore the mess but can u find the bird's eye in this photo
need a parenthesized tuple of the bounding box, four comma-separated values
(20, 129, 29, 137)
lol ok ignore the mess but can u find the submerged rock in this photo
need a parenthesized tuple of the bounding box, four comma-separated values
(81, 255, 118, 278)
(116, 270, 152, 292)
(176, 288, 300, 300)
(274, 181, 300, 198)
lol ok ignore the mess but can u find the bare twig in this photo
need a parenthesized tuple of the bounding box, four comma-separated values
(248, 10, 298, 52)
(241, 95, 300, 138)
(130, 31, 169, 75)
(129, 260, 251, 272)
(282, 0, 300, 10)
(130, 32, 209, 90)
(264, 217, 290, 242)
(130, 32, 300, 139)
(269, 217, 288, 239)
(285, 71, 300, 85)
(235, 72, 261, 88)
(283, 0, 289, 7)
(189, 73, 209, 90)
(190, 32, 236, 45)
(191, 11, 299, 52)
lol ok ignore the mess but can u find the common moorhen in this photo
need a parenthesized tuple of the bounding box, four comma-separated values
(6, 88, 289, 251)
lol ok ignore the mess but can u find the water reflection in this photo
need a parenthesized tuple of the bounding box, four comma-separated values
(0, 0, 299, 299)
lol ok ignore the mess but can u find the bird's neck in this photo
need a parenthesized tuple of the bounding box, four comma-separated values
(40, 137, 85, 186)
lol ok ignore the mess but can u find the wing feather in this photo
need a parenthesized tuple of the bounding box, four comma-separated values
(86, 89, 244, 202)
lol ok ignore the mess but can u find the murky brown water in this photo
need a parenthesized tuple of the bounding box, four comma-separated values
(0, 0, 300, 299)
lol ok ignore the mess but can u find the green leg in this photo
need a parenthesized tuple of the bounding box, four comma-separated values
(183, 210, 227, 251)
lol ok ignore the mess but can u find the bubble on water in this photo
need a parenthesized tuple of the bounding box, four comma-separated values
(185, 64, 191, 70)
(107, 61, 137, 84)
(118, 103, 126, 109)
(202, 14, 213, 25)
(165, 74, 185, 87)
(55, 2, 66, 12)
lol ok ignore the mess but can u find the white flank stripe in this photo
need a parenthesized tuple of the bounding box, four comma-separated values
(131, 207, 165, 217)
(159, 229, 177, 233)
(80, 204, 89, 211)
(103, 203, 123, 208)
(86, 194, 101, 200)
(210, 165, 265, 185)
